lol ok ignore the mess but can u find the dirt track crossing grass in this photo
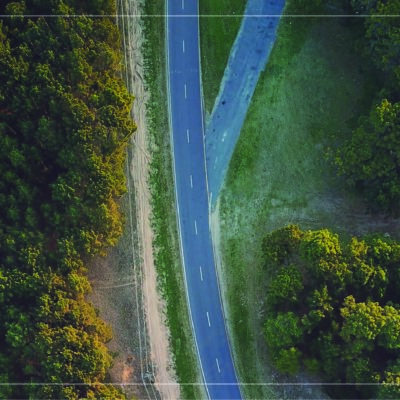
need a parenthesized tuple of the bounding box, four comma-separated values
(218, 6, 385, 400)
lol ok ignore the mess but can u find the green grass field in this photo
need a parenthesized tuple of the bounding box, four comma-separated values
(216, 9, 383, 400)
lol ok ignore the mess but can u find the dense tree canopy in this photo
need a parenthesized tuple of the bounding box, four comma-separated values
(334, 0, 400, 214)
(0, 0, 135, 398)
(263, 225, 400, 399)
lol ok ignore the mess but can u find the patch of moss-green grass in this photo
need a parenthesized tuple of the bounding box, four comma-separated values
(219, 7, 382, 400)
(199, 0, 245, 114)
(142, 2, 203, 398)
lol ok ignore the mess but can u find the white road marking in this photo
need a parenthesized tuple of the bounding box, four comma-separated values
(190, 174, 193, 188)
(182, 39, 185, 53)
(194, 219, 198, 235)
(213, 156, 218, 170)
(186, 129, 190, 143)
(216, 358, 221, 373)
(209, 192, 213, 205)
(182, 0, 184, 9)
(184, 83, 187, 99)
(199, 266, 203, 281)
(206, 311, 211, 327)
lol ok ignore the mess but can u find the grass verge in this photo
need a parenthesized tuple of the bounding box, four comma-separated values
(199, 0, 245, 114)
(218, 2, 382, 399)
(142, 1, 203, 398)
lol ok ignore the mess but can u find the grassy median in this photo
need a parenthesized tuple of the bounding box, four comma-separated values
(199, 0, 245, 114)
(143, 2, 203, 398)
(217, 3, 381, 399)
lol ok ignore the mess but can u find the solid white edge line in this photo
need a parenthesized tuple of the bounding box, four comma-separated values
(165, 1, 210, 398)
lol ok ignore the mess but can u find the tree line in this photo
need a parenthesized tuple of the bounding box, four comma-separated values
(0, 1, 135, 398)
(263, 1, 400, 398)
(333, 0, 400, 215)
(263, 225, 400, 399)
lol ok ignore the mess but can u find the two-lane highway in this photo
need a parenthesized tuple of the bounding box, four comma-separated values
(166, 1, 242, 399)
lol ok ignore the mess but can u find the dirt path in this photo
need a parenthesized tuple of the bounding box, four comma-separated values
(88, 1, 179, 399)
(122, 0, 180, 397)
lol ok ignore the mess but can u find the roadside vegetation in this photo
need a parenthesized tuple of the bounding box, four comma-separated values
(332, 0, 400, 216)
(215, 0, 400, 398)
(0, 1, 135, 398)
(142, 1, 203, 398)
(263, 225, 400, 399)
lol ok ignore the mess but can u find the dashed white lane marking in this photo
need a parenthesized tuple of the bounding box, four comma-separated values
(199, 266, 203, 281)
(206, 311, 211, 327)
(186, 129, 190, 143)
(213, 156, 218, 170)
(194, 219, 198, 235)
(182, 39, 185, 53)
(182, 0, 184, 9)
(216, 358, 221, 373)
(190, 174, 193, 188)
(184, 83, 187, 99)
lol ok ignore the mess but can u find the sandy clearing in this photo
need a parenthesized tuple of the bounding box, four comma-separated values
(122, 0, 180, 398)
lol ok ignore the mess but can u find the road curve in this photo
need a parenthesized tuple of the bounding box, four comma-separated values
(165, 1, 242, 399)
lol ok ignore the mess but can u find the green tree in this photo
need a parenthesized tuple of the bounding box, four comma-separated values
(363, 1, 400, 78)
(264, 312, 303, 352)
(267, 264, 304, 310)
(275, 347, 302, 375)
(335, 99, 400, 213)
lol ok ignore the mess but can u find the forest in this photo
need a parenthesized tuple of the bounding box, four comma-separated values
(333, 0, 400, 215)
(0, 1, 135, 398)
(263, 0, 400, 398)
(263, 225, 400, 399)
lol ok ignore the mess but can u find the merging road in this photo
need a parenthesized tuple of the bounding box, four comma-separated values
(205, 0, 285, 206)
(166, 1, 242, 399)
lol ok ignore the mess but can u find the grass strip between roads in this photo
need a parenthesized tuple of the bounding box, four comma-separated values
(142, 1, 203, 398)
(199, 0, 245, 115)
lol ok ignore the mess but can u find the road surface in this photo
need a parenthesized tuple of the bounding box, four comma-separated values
(205, 0, 286, 206)
(166, 0, 242, 398)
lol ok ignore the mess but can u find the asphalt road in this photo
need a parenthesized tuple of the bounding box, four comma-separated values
(166, 1, 242, 399)
(205, 0, 286, 206)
